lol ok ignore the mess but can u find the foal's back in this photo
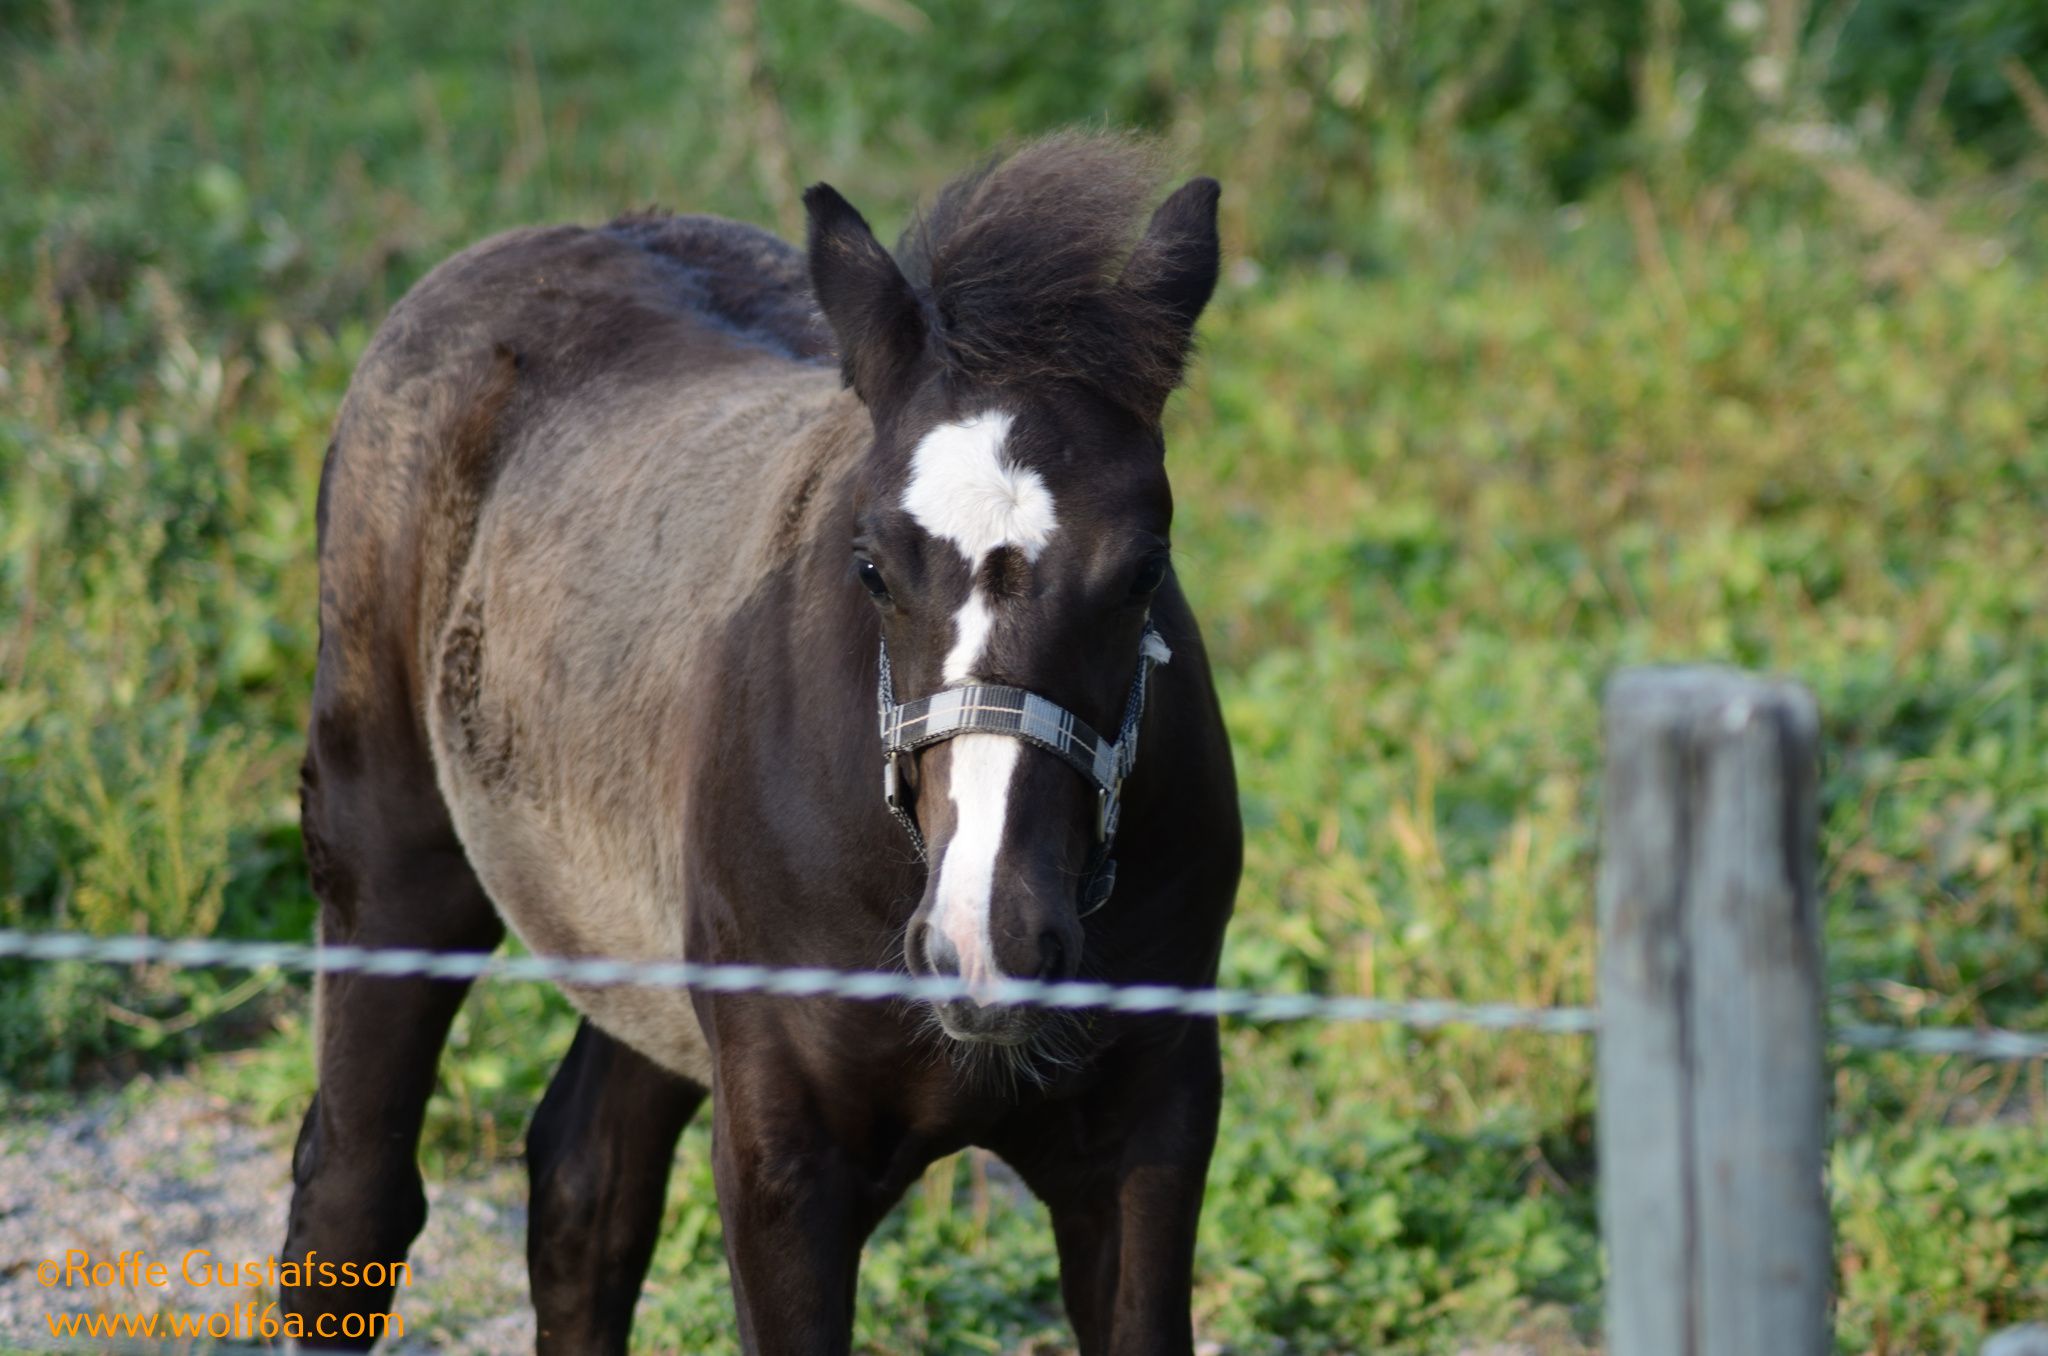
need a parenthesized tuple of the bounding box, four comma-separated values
(312, 215, 863, 1078)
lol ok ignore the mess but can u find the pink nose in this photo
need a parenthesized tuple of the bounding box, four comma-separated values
(918, 920, 1072, 995)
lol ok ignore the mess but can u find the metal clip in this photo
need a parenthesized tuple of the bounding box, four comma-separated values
(1095, 778, 1122, 843)
(884, 752, 904, 811)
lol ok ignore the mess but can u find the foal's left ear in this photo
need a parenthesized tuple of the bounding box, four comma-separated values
(805, 183, 927, 412)
(1120, 176, 1221, 409)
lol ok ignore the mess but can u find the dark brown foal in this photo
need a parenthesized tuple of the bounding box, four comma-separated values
(281, 133, 1239, 1354)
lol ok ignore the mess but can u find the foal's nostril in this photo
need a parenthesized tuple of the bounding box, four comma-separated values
(916, 921, 960, 978)
(1035, 930, 1068, 982)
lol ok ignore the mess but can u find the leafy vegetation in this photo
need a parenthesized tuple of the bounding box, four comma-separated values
(4, 0, 2046, 1351)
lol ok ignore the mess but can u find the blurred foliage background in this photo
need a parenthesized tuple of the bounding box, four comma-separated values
(3, 0, 2046, 1351)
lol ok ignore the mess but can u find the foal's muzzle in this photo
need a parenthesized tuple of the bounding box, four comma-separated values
(908, 917, 1073, 1045)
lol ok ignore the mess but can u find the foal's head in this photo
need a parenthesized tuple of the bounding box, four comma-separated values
(805, 136, 1220, 1050)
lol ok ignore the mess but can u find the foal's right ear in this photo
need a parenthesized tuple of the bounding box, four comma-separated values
(805, 184, 926, 411)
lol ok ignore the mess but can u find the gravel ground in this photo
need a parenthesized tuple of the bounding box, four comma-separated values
(0, 1076, 534, 1352)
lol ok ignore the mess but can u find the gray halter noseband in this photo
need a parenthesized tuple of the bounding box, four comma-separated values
(876, 621, 1170, 916)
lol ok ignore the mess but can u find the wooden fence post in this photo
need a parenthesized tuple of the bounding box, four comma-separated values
(1597, 667, 1829, 1356)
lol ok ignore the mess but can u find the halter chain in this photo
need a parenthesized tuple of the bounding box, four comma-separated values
(876, 620, 1167, 917)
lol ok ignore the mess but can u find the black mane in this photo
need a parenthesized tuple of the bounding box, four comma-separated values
(893, 133, 1194, 416)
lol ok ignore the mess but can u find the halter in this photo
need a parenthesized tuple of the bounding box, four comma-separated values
(876, 621, 1171, 916)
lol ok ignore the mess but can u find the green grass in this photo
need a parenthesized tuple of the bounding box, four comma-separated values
(5, 2, 2048, 1352)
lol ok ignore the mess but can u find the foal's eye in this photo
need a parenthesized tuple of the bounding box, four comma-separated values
(855, 557, 891, 600)
(1129, 555, 1170, 600)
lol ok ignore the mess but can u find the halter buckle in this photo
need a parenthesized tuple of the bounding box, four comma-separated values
(883, 752, 905, 811)
(1095, 777, 1123, 843)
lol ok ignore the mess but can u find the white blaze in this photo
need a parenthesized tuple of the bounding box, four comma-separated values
(929, 735, 1019, 990)
(941, 591, 994, 687)
(901, 411, 1058, 991)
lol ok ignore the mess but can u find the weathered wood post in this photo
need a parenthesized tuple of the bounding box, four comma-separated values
(1597, 667, 1829, 1356)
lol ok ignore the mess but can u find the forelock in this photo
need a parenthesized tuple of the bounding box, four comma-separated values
(892, 133, 1188, 420)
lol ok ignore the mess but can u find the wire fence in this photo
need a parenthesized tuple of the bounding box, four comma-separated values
(11, 672, 2040, 1356)
(4, 926, 2044, 1060)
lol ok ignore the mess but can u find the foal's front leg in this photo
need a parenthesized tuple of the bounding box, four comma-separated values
(707, 1046, 884, 1356)
(526, 1019, 706, 1354)
(1002, 1020, 1224, 1356)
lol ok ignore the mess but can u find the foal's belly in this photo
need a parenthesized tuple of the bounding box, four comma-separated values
(434, 771, 715, 1085)
(424, 536, 721, 1084)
